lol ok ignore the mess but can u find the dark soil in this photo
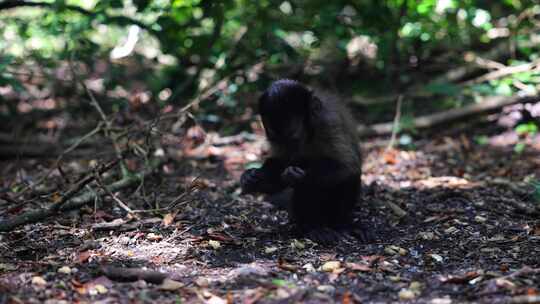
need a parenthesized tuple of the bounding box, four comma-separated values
(1, 127, 539, 303)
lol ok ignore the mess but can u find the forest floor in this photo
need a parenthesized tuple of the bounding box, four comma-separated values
(1, 118, 540, 304)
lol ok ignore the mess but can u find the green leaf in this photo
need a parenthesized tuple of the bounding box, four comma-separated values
(514, 142, 526, 153)
(515, 122, 538, 135)
(494, 83, 513, 96)
(474, 135, 489, 145)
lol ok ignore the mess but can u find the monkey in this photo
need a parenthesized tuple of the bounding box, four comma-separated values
(240, 79, 367, 244)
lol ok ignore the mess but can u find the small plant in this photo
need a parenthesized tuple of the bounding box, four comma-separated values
(513, 122, 538, 153)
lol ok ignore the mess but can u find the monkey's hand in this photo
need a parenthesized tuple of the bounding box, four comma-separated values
(281, 166, 306, 186)
(240, 168, 264, 194)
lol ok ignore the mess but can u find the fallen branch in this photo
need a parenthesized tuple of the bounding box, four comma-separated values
(101, 265, 168, 284)
(0, 160, 159, 232)
(93, 169, 137, 217)
(463, 59, 540, 86)
(357, 95, 540, 137)
(69, 55, 130, 178)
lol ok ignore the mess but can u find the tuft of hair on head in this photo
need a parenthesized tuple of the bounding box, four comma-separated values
(267, 79, 311, 101)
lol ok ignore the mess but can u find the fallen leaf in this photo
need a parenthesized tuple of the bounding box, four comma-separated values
(345, 262, 372, 272)
(159, 278, 184, 291)
(31, 276, 47, 286)
(321, 261, 341, 272)
(430, 254, 444, 263)
(162, 212, 177, 227)
(291, 239, 305, 250)
(147, 233, 162, 241)
(265, 246, 278, 254)
(398, 289, 416, 300)
(317, 285, 335, 293)
(278, 259, 299, 272)
(440, 271, 480, 284)
(208, 240, 221, 249)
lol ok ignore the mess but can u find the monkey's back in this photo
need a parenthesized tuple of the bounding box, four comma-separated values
(303, 94, 361, 176)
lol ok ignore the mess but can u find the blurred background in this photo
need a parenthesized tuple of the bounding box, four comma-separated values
(0, 0, 539, 189)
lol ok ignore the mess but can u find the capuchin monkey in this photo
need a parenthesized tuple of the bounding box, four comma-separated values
(241, 79, 368, 244)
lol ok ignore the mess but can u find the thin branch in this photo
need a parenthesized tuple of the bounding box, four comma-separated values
(0, 159, 160, 232)
(68, 54, 129, 177)
(386, 95, 403, 151)
(93, 168, 137, 217)
(50, 159, 119, 212)
(13, 122, 105, 199)
(463, 59, 540, 86)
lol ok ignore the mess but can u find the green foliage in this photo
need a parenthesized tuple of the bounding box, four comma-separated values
(0, 56, 23, 92)
(474, 135, 489, 145)
(513, 122, 537, 154)
(514, 122, 538, 136)
(425, 82, 460, 96)
(1, 0, 539, 111)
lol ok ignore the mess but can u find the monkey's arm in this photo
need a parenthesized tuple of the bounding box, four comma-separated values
(241, 158, 289, 194)
(286, 158, 357, 188)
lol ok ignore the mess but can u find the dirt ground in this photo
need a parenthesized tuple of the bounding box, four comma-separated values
(1, 127, 539, 304)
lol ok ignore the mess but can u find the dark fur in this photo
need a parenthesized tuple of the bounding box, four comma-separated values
(241, 79, 361, 235)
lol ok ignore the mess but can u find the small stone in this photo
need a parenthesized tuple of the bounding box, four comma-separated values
(317, 285, 335, 293)
(32, 276, 47, 286)
(474, 216, 487, 223)
(265, 246, 278, 254)
(58, 266, 71, 274)
(398, 289, 416, 300)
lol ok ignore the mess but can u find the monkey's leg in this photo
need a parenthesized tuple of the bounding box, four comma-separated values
(289, 159, 361, 244)
(266, 188, 293, 210)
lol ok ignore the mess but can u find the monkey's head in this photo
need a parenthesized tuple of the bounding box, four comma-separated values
(258, 79, 318, 147)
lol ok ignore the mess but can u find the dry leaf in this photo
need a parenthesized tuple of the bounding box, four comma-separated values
(31, 276, 47, 286)
(159, 278, 184, 291)
(345, 262, 372, 272)
(321, 261, 341, 272)
(162, 212, 177, 227)
(208, 240, 221, 249)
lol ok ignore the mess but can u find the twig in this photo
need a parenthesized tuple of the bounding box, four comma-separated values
(386, 95, 403, 151)
(50, 160, 119, 212)
(11, 123, 104, 199)
(485, 266, 540, 286)
(463, 59, 540, 86)
(473, 56, 507, 70)
(68, 53, 129, 178)
(93, 169, 137, 217)
(0, 159, 159, 232)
